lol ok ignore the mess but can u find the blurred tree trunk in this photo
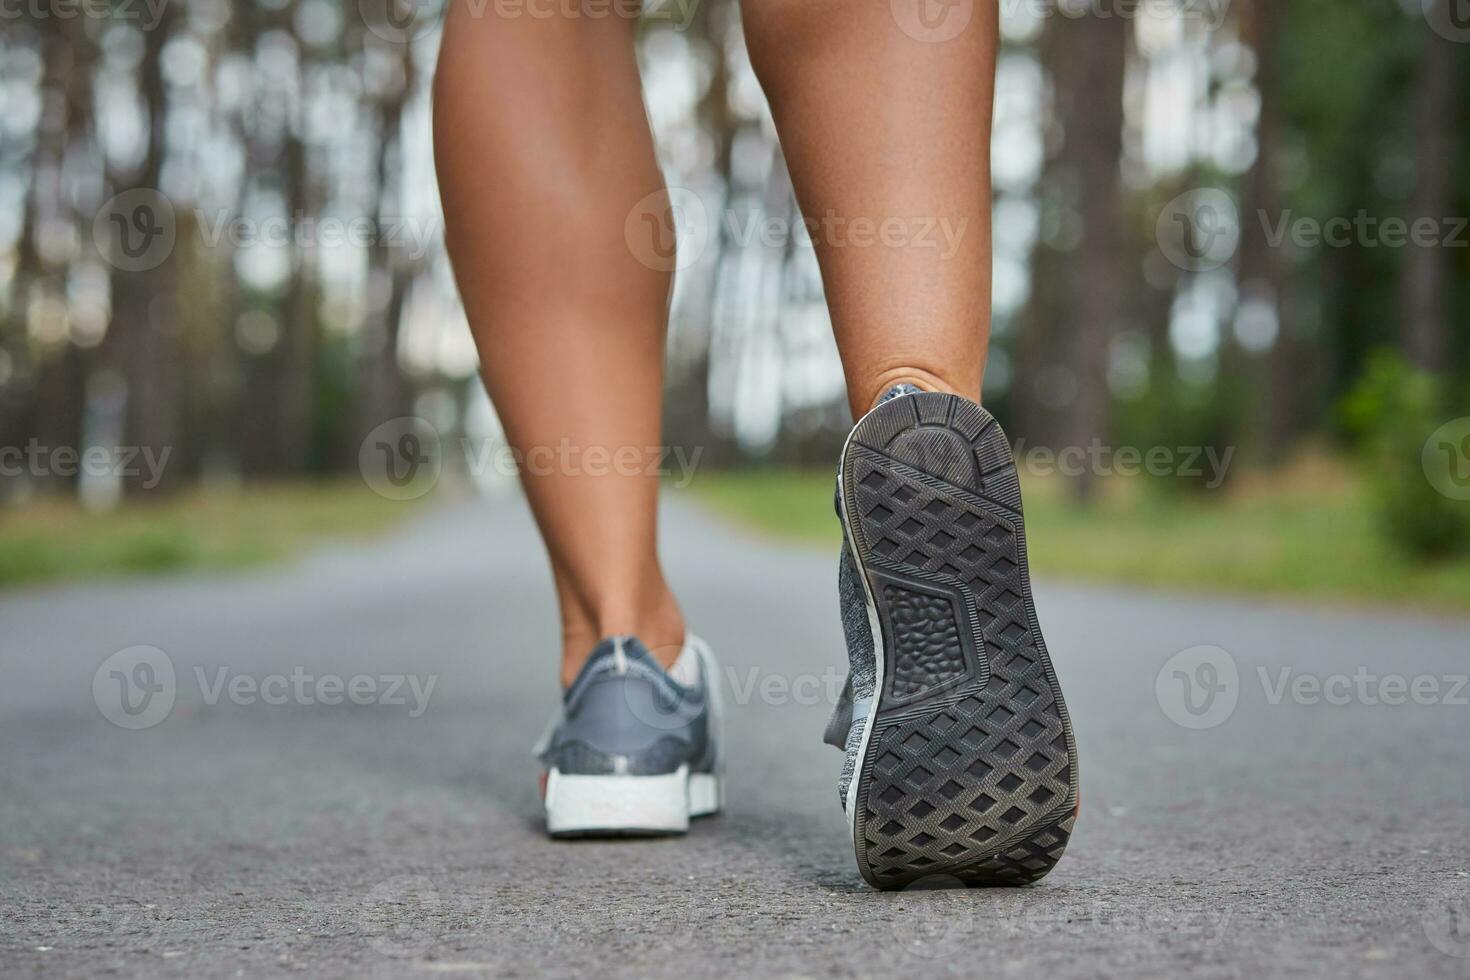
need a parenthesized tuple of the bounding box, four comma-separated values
(10, 19, 62, 494)
(1016, 228, 1066, 448)
(6, 26, 48, 471)
(1015, 22, 1069, 451)
(1399, 1, 1458, 375)
(278, 128, 318, 473)
(240, 16, 316, 478)
(106, 3, 178, 495)
(238, 338, 283, 479)
(1, 190, 36, 497)
(1237, 0, 1296, 461)
(357, 41, 417, 440)
(693, 0, 736, 179)
(235, 2, 275, 478)
(664, 1, 736, 452)
(1055, 13, 1128, 500)
(170, 211, 226, 481)
(18, 17, 94, 496)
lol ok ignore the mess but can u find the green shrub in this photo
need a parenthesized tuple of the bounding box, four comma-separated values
(1340, 351, 1470, 559)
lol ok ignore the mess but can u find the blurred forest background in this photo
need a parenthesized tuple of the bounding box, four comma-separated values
(1, 0, 1468, 597)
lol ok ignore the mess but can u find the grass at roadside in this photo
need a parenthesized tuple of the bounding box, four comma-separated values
(687, 461, 1470, 614)
(0, 481, 429, 590)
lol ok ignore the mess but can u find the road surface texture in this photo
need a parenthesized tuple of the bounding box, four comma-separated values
(4, 493, 1469, 979)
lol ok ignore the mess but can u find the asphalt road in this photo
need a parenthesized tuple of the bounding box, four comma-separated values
(3, 492, 1469, 979)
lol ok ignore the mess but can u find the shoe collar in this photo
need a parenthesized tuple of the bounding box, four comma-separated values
(563, 634, 705, 704)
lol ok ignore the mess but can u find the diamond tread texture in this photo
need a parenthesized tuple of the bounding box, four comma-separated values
(841, 393, 1078, 889)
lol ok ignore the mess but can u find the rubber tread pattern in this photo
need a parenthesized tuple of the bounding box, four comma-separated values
(842, 393, 1078, 889)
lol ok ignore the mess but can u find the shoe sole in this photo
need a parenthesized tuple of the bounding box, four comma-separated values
(838, 392, 1078, 889)
(544, 765, 723, 837)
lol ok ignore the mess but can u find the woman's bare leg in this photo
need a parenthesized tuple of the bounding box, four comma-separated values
(741, 0, 998, 417)
(433, 3, 683, 686)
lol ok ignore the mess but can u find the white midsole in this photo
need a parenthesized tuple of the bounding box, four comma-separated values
(688, 772, 722, 817)
(544, 765, 722, 835)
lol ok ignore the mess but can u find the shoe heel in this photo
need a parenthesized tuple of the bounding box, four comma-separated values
(841, 392, 1078, 888)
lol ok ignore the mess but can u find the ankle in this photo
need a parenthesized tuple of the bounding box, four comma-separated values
(854, 366, 980, 417)
(559, 587, 686, 687)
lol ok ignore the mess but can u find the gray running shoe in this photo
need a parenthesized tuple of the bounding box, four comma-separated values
(829, 385, 1078, 888)
(535, 635, 723, 836)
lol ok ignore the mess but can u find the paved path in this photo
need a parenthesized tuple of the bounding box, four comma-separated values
(3, 493, 1469, 978)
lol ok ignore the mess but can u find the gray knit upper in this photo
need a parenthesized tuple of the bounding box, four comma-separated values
(827, 383, 923, 808)
(536, 636, 715, 777)
(832, 542, 877, 807)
